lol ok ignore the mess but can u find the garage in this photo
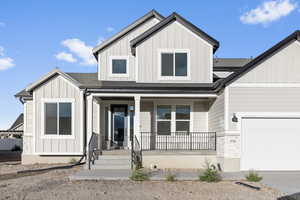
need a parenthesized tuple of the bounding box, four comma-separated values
(241, 116, 300, 171)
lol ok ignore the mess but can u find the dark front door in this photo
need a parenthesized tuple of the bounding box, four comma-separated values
(111, 105, 128, 148)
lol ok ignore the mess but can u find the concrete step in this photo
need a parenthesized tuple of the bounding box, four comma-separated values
(85, 155, 131, 170)
(88, 164, 131, 170)
(96, 155, 130, 160)
(94, 159, 131, 165)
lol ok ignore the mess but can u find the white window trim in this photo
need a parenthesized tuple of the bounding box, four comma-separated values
(158, 49, 191, 81)
(155, 102, 193, 135)
(41, 98, 75, 139)
(109, 56, 129, 77)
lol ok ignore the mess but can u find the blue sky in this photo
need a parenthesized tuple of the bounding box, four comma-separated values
(0, 0, 299, 129)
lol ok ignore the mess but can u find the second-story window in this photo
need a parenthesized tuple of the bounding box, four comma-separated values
(110, 56, 129, 77)
(160, 50, 189, 78)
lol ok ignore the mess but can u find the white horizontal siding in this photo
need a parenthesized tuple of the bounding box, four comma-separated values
(208, 93, 224, 133)
(228, 87, 300, 131)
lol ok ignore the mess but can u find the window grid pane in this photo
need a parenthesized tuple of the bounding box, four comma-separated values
(175, 53, 187, 76)
(112, 59, 127, 74)
(157, 121, 171, 135)
(59, 103, 72, 135)
(161, 53, 174, 76)
(176, 121, 190, 132)
(176, 105, 190, 120)
(157, 105, 172, 120)
(45, 103, 58, 135)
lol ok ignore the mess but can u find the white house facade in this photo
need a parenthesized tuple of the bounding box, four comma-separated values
(16, 10, 300, 172)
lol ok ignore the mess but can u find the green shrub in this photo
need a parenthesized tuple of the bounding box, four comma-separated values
(245, 171, 262, 182)
(130, 169, 150, 181)
(199, 162, 221, 182)
(69, 158, 77, 164)
(165, 170, 176, 182)
(11, 145, 22, 151)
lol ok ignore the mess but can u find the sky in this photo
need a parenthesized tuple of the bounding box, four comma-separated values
(0, 0, 300, 129)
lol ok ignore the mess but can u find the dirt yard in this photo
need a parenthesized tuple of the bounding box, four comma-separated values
(0, 164, 282, 200)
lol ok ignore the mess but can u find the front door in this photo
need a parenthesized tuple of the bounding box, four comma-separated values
(111, 105, 128, 148)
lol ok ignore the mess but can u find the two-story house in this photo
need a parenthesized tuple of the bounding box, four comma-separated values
(16, 10, 300, 172)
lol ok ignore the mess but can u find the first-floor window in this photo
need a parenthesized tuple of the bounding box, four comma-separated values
(156, 104, 191, 135)
(45, 102, 72, 135)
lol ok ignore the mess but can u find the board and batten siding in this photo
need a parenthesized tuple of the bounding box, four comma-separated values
(33, 75, 83, 154)
(140, 100, 209, 133)
(136, 22, 213, 83)
(23, 100, 34, 154)
(227, 87, 300, 131)
(98, 18, 160, 81)
(235, 41, 300, 83)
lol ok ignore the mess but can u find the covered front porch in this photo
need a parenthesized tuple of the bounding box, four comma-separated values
(86, 93, 218, 169)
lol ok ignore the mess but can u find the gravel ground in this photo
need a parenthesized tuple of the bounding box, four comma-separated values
(0, 162, 67, 175)
(0, 165, 282, 200)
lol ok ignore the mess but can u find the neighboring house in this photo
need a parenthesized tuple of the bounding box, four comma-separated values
(15, 10, 300, 171)
(0, 114, 23, 151)
(0, 114, 23, 138)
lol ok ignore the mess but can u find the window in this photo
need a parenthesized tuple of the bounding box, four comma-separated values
(175, 105, 190, 132)
(157, 105, 171, 135)
(44, 102, 72, 136)
(110, 56, 128, 76)
(160, 50, 188, 78)
(156, 104, 191, 135)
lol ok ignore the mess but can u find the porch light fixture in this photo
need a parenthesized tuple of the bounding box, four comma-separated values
(232, 113, 238, 122)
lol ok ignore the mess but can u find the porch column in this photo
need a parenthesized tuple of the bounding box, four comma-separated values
(134, 95, 141, 142)
(86, 95, 93, 152)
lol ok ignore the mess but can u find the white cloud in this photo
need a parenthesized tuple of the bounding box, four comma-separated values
(240, 0, 297, 25)
(0, 46, 4, 56)
(55, 52, 77, 63)
(106, 27, 114, 33)
(61, 38, 96, 66)
(0, 57, 15, 70)
(0, 22, 5, 27)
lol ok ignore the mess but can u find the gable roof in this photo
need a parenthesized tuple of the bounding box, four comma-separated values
(130, 12, 220, 55)
(223, 30, 300, 86)
(25, 69, 82, 92)
(92, 9, 164, 57)
(9, 114, 23, 131)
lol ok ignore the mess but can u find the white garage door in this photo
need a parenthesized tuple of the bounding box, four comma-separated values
(241, 117, 300, 171)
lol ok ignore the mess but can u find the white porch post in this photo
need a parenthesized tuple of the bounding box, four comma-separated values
(86, 94, 93, 152)
(134, 95, 141, 142)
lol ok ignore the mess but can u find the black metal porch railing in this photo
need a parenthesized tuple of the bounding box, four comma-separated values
(140, 132, 216, 151)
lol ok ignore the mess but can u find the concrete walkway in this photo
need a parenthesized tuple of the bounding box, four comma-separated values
(222, 171, 300, 196)
(70, 169, 131, 180)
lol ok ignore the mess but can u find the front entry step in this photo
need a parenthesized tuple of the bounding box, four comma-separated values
(85, 155, 131, 170)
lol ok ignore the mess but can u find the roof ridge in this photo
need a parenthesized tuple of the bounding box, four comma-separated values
(130, 11, 219, 55)
(92, 9, 164, 56)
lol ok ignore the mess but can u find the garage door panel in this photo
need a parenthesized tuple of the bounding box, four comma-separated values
(241, 117, 300, 171)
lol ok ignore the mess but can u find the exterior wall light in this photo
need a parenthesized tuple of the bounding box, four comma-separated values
(232, 113, 238, 122)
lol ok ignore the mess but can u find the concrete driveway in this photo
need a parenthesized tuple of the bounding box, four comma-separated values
(222, 171, 300, 196)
